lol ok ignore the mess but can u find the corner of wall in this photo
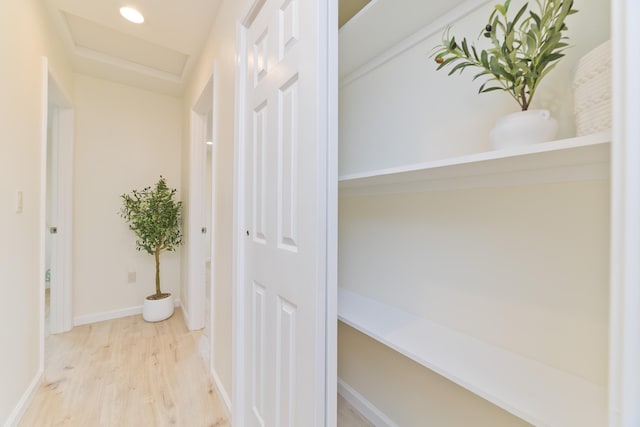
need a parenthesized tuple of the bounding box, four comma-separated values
(2, 370, 43, 427)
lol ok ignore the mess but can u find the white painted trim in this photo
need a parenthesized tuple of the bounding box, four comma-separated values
(41, 57, 75, 349)
(187, 108, 207, 331)
(74, 46, 183, 82)
(188, 65, 218, 336)
(325, 0, 339, 425)
(39, 57, 48, 377)
(337, 378, 398, 427)
(209, 60, 219, 378)
(3, 370, 44, 427)
(340, 0, 490, 87)
(73, 299, 181, 326)
(610, 1, 640, 426)
(211, 368, 232, 421)
(58, 108, 74, 334)
(232, 18, 248, 427)
(180, 299, 192, 329)
(46, 107, 74, 335)
(240, 0, 266, 27)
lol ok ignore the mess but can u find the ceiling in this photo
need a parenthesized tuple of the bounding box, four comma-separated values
(339, 0, 372, 28)
(42, 0, 470, 96)
(339, 0, 470, 79)
(43, 0, 222, 96)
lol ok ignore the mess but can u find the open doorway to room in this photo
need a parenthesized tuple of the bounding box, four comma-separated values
(41, 57, 74, 341)
(188, 64, 218, 376)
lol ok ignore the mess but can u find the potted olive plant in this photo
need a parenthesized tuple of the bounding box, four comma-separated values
(120, 176, 183, 322)
(433, 0, 577, 148)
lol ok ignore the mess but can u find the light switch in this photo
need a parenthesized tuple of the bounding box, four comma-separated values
(15, 190, 23, 214)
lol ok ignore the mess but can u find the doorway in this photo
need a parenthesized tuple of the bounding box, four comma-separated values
(40, 57, 74, 346)
(188, 65, 218, 375)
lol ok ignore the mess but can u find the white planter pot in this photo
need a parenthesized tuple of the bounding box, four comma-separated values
(142, 293, 174, 322)
(489, 109, 559, 150)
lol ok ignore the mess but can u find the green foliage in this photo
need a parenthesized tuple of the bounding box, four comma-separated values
(432, 0, 577, 111)
(120, 176, 183, 296)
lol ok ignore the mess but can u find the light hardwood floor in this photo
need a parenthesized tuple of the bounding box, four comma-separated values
(20, 309, 228, 427)
(21, 308, 371, 426)
(337, 395, 374, 427)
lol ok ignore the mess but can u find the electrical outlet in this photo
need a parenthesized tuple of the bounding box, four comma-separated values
(127, 272, 136, 284)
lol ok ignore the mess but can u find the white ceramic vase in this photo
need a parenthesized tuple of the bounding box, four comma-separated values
(142, 293, 174, 322)
(489, 109, 558, 150)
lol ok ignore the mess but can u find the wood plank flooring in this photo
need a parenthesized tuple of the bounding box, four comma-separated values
(20, 309, 228, 427)
(337, 395, 374, 427)
(21, 308, 372, 426)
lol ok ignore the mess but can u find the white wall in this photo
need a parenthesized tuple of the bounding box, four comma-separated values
(340, 180, 610, 384)
(338, 0, 611, 425)
(0, 0, 73, 423)
(73, 74, 182, 319)
(182, 0, 244, 411)
(339, 0, 610, 176)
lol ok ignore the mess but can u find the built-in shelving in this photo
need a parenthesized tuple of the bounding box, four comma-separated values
(338, 288, 607, 427)
(339, 131, 611, 195)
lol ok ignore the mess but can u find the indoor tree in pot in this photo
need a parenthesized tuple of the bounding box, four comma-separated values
(120, 176, 183, 322)
(433, 0, 577, 149)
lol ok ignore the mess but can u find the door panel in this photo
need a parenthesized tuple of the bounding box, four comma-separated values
(242, 0, 327, 425)
(277, 75, 299, 252)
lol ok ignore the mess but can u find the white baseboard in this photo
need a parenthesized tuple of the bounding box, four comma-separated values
(180, 300, 192, 330)
(73, 299, 181, 326)
(338, 378, 398, 427)
(211, 369, 232, 421)
(3, 370, 43, 427)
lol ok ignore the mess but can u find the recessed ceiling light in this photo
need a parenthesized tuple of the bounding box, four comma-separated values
(120, 7, 144, 24)
(206, 141, 213, 145)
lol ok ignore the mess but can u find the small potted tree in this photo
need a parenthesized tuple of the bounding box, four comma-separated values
(120, 176, 183, 322)
(432, 0, 577, 149)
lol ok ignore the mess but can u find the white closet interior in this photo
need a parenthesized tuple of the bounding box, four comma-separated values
(337, 0, 611, 425)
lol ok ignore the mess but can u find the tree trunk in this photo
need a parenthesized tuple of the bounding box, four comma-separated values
(520, 85, 530, 111)
(154, 247, 161, 297)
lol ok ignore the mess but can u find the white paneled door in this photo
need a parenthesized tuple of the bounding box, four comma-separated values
(236, 0, 334, 425)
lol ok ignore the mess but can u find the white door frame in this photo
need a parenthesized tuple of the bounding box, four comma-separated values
(187, 63, 218, 332)
(232, 0, 338, 424)
(39, 57, 74, 354)
(610, 1, 640, 426)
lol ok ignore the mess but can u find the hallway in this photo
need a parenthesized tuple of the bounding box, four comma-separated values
(19, 310, 371, 426)
(20, 310, 228, 426)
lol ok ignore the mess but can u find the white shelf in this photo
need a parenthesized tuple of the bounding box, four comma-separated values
(339, 132, 611, 195)
(338, 288, 607, 427)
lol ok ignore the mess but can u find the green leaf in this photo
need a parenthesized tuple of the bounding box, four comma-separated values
(529, 11, 541, 29)
(471, 45, 480, 61)
(448, 62, 472, 75)
(480, 86, 505, 93)
(436, 56, 461, 71)
(472, 70, 491, 81)
(430, 0, 576, 110)
(120, 176, 184, 294)
(461, 39, 470, 57)
(543, 52, 565, 63)
(480, 50, 490, 69)
(512, 3, 528, 27)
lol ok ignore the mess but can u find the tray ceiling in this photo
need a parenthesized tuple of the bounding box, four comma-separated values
(43, 0, 222, 96)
